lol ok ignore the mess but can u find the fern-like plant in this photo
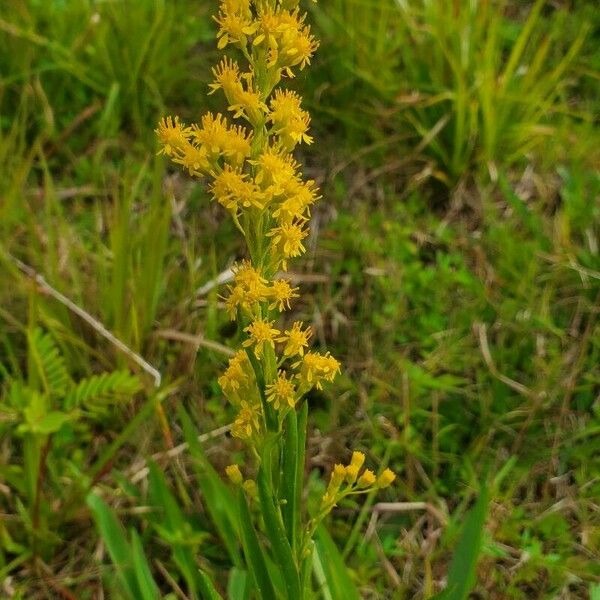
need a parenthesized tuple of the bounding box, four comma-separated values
(0, 327, 140, 560)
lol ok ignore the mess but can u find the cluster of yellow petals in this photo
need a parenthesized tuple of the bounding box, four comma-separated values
(265, 370, 296, 409)
(217, 350, 257, 405)
(269, 89, 312, 148)
(295, 351, 340, 390)
(156, 1, 347, 449)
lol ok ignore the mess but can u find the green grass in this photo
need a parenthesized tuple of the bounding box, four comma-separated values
(0, 0, 599, 598)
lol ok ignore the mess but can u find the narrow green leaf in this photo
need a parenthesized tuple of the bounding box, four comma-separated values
(179, 405, 241, 566)
(314, 526, 361, 600)
(236, 488, 277, 600)
(436, 485, 490, 600)
(295, 401, 308, 558)
(198, 568, 224, 600)
(87, 493, 141, 600)
(281, 409, 298, 552)
(147, 462, 198, 597)
(257, 464, 300, 599)
(130, 529, 160, 600)
(227, 568, 249, 600)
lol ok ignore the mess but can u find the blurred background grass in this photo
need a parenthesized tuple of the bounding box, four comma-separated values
(0, 0, 599, 598)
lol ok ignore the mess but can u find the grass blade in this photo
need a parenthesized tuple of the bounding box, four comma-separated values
(130, 529, 160, 600)
(147, 461, 199, 597)
(87, 493, 140, 600)
(314, 526, 361, 600)
(236, 488, 277, 600)
(257, 460, 300, 600)
(432, 484, 490, 600)
(179, 405, 242, 567)
(198, 568, 224, 600)
(281, 409, 298, 552)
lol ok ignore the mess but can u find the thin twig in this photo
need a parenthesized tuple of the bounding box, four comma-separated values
(475, 322, 536, 399)
(127, 424, 232, 484)
(155, 329, 235, 356)
(155, 559, 190, 600)
(369, 502, 447, 528)
(5, 252, 162, 387)
(196, 267, 234, 296)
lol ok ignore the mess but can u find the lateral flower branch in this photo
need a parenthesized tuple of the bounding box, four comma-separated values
(156, 0, 395, 589)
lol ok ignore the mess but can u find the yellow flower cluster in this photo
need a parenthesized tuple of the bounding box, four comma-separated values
(156, 3, 397, 513)
(156, 0, 320, 275)
(156, 0, 338, 444)
(320, 452, 396, 511)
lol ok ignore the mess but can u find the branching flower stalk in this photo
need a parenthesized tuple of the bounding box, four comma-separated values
(157, 0, 395, 595)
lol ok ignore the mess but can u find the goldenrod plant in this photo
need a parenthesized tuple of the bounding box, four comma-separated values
(156, 0, 395, 595)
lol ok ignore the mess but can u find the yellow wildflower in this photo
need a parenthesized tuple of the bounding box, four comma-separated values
(253, 8, 284, 63)
(330, 464, 347, 489)
(232, 400, 262, 440)
(192, 113, 253, 166)
(218, 350, 253, 401)
(252, 149, 299, 192)
(278, 19, 319, 71)
(267, 221, 308, 268)
(191, 112, 229, 154)
(267, 278, 299, 311)
(229, 81, 267, 123)
(295, 351, 341, 390)
(172, 143, 209, 177)
(224, 285, 247, 320)
(209, 58, 243, 101)
(223, 124, 254, 166)
(269, 89, 312, 148)
(242, 479, 258, 498)
(349, 451, 366, 471)
(345, 465, 359, 484)
(265, 370, 296, 409)
(233, 261, 264, 286)
(234, 261, 269, 299)
(272, 177, 319, 223)
(210, 166, 265, 213)
(278, 321, 312, 357)
(321, 463, 346, 508)
(155, 116, 191, 157)
(214, 0, 257, 50)
(243, 318, 280, 358)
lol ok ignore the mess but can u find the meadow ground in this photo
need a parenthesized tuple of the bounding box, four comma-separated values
(0, 0, 599, 598)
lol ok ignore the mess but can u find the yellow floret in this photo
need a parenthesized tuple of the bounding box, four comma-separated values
(155, 116, 192, 157)
(295, 351, 341, 390)
(268, 279, 299, 311)
(210, 166, 265, 213)
(265, 370, 297, 409)
(267, 221, 308, 269)
(243, 318, 280, 358)
(278, 321, 312, 357)
(226, 464, 244, 485)
(357, 469, 376, 488)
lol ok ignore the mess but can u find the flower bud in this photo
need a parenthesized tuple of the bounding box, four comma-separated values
(376, 468, 396, 489)
(357, 469, 376, 488)
(225, 464, 243, 485)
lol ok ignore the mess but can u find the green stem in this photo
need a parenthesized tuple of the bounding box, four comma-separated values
(257, 463, 301, 599)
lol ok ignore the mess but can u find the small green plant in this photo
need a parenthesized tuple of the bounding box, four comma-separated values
(0, 327, 140, 563)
